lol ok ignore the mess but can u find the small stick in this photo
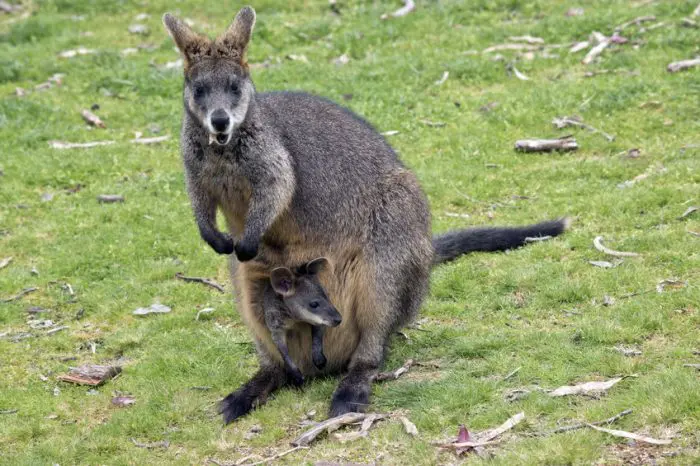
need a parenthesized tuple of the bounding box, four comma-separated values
(515, 137, 578, 153)
(239, 446, 308, 466)
(614, 15, 656, 32)
(593, 236, 640, 257)
(550, 408, 633, 434)
(131, 135, 170, 144)
(175, 273, 225, 293)
(667, 57, 700, 73)
(50, 140, 115, 149)
(553, 117, 615, 142)
(81, 109, 105, 128)
(97, 194, 124, 203)
(582, 38, 610, 65)
(374, 359, 414, 382)
(2, 287, 38, 303)
(292, 412, 368, 446)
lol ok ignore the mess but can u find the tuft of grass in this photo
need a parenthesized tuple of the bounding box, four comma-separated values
(1, 0, 699, 464)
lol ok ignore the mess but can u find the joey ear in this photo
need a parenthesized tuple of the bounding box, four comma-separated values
(162, 13, 211, 70)
(214, 6, 256, 65)
(270, 267, 295, 297)
(305, 257, 330, 275)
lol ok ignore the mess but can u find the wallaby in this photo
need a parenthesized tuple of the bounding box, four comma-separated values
(264, 257, 342, 387)
(163, 6, 569, 424)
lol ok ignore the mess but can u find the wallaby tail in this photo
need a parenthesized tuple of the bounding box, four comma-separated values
(432, 217, 570, 266)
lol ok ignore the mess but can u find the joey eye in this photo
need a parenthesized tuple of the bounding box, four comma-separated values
(309, 301, 320, 309)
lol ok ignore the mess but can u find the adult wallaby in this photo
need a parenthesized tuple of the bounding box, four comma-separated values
(264, 257, 342, 387)
(163, 6, 569, 424)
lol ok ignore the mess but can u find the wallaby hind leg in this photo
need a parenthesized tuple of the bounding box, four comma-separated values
(311, 326, 327, 370)
(270, 329, 304, 387)
(219, 365, 286, 424)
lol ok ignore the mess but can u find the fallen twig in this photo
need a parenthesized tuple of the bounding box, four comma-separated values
(381, 0, 415, 19)
(582, 37, 610, 65)
(667, 58, 700, 73)
(570, 41, 590, 53)
(374, 359, 413, 382)
(131, 438, 170, 449)
(292, 412, 370, 446)
(587, 424, 671, 445)
(593, 236, 640, 257)
(97, 194, 124, 203)
(508, 35, 544, 44)
(239, 446, 307, 466)
(50, 140, 115, 149)
(550, 377, 622, 397)
(131, 135, 170, 144)
(0, 257, 13, 270)
(176, 273, 225, 293)
(549, 408, 633, 434)
(614, 15, 656, 32)
(553, 116, 615, 142)
(515, 136, 578, 153)
(81, 109, 105, 128)
(483, 43, 539, 53)
(2, 287, 38, 303)
(437, 412, 525, 452)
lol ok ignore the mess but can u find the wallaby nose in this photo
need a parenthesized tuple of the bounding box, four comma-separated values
(329, 309, 342, 327)
(210, 110, 230, 132)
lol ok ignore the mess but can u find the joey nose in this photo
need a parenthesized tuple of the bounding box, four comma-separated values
(210, 110, 230, 132)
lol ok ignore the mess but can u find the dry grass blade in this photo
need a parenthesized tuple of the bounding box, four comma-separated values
(549, 377, 622, 396)
(2, 287, 38, 303)
(375, 359, 413, 382)
(508, 35, 544, 44)
(593, 236, 640, 257)
(292, 412, 368, 446)
(50, 140, 115, 149)
(587, 424, 671, 445)
(400, 416, 418, 436)
(0, 257, 12, 270)
(667, 58, 700, 73)
(510, 64, 530, 81)
(81, 109, 105, 128)
(381, 0, 415, 19)
(434, 71, 449, 86)
(515, 137, 578, 153)
(175, 273, 225, 293)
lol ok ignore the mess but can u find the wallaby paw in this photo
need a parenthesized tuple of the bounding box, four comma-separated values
(312, 353, 327, 370)
(328, 386, 369, 418)
(209, 235, 234, 255)
(234, 239, 258, 262)
(219, 391, 253, 425)
(286, 368, 305, 387)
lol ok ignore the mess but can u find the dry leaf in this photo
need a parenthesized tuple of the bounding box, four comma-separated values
(656, 279, 687, 293)
(566, 7, 584, 17)
(589, 260, 615, 268)
(587, 424, 671, 445)
(286, 54, 309, 63)
(400, 416, 418, 436)
(133, 304, 171, 316)
(593, 236, 639, 257)
(97, 194, 124, 203)
(381, 0, 415, 19)
(59, 47, 95, 58)
(679, 206, 698, 219)
(434, 71, 449, 85)
(333, 54, 350, 66)
(81, 109, 105, 128)
(0, 257, 12, 270)
(112, 395, 136, 407)
(667, 58, 700, 73)
(58, 364, 121, 386)
(128, 24, 149, 35)
(549, 377, 622, 397)
(474, 412, 525, 442)
(382, 130, 400, 136)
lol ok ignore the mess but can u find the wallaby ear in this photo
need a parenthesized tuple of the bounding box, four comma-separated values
(305, 257, 330, 275)
(162, 13, 211, 70)
(270, 267, 295, 297)
(215, 6, 256, 65)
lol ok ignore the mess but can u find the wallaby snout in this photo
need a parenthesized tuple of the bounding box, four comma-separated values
(210, 109, 231, 133)
(324, 306, 342, 327)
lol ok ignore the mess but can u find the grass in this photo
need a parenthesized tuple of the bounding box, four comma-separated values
(1, 0, 699, 464)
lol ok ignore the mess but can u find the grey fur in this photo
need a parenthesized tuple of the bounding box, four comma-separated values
(163, 6, 568, 424)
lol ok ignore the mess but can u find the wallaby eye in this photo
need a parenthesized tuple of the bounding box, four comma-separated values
(230, 82, 239, 93)
(193, 85, 205, 99)
(309, 301, 319, 309)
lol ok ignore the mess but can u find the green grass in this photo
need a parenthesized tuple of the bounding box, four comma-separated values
(1, 0, 699, 464)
